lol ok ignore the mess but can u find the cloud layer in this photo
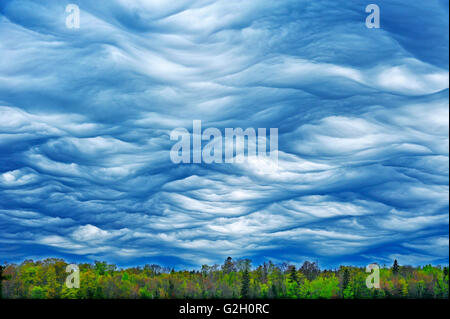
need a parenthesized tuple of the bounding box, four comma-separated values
(0, 0, 448, 268)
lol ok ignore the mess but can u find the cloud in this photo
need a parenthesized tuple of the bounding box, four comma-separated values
(0, 0, 448, 268)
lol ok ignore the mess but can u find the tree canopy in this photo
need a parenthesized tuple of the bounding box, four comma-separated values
(0, 258, 448, 299)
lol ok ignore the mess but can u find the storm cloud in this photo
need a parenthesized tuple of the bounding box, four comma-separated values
(0, 0, 448, 268)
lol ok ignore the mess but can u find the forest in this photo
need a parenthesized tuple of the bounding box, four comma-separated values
(0, 257, 448, 299)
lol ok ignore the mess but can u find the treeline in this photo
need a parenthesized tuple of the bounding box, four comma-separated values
(0, 257, 448, 299)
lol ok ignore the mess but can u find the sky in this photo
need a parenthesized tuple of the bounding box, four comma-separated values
(0, 0, 448, 269)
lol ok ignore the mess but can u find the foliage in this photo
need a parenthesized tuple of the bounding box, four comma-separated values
(0, 258, 448, 299)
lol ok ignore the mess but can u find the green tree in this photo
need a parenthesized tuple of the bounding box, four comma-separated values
(94, 261, 107, 276)
(45, 265, 60, 298)
(288, 265, 298, 284)
(31, 286, 45, 299)
(241, 268, 250, 298)
(341, 268, 353, 298)
(222, 257, 236, 274)
(309, 275, 340, 299)
(392, 260, 399, 275)
(342, 268, 350, 291)
(139, 286, 152, 299)
(343, 284, 354, 299)
(286, 279, 300, 298)
(61, 285, 79, 299)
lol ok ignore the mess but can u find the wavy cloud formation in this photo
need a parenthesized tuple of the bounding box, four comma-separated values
(0, 0, 448, 267)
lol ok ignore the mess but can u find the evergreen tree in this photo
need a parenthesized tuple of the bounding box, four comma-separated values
(392, 259, 399, 275)
(342, 268, 350, 290)
(241, 268, 250, 298)
(222, 257, 235, 274)
(288, 265, 298, 284)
